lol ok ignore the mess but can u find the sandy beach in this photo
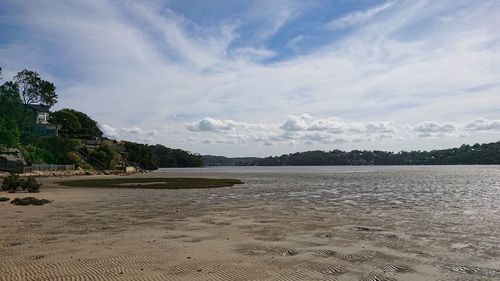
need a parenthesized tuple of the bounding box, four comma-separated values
(1, 167, 500, 281)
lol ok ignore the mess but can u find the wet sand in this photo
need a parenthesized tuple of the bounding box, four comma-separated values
(1, 169, 500, 281)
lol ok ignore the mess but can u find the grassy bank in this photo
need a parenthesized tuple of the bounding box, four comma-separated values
(58, 177, 243, 189)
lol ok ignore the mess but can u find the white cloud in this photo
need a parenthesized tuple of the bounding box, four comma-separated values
(99, 124, 119, 138)
(464, 118, 500, 131)
(187, 114, 403, 147)
(99, 124, 161, 143)
(280, 114, 312, 131)
(1, 0, 500, 156)
(185, 115, 500, 150)
(231, 47, 276, 61)
(308, 118, 346, 133)
(187, 118, 234, 132)
(413, 121, 457, 137)
(328, 1, 396, 30)
(365, 121, 396, 133)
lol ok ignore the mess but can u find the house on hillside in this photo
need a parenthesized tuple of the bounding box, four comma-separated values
(23, 104, 60, 137)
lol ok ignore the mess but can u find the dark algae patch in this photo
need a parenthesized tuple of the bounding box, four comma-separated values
(11, 197, 51, 206)
(0, 197, 10, 202)
(58, 177, 244, 189)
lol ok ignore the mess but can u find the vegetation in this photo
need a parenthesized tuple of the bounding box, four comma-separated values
(1, 173, 23, 192)
(122, 142, 203, 170)
(11, 197, 51, 206)
(1, 174, 42, 193)
(19, 137, 81, 165)
(58, 177, 243, 189)
(14, 69, 57, 106)
(0, 197, 9, 202)
(50, 108, 103, 138)
(123, 142, 158, 170)
(249, 141, 500, 166)
(0, 117, 20, 147)
(19, 144, 56, 165)
(203, 155, 260, 166)
(0, 81, 24, 147)
(87, 144, 118, 170)
(21, 177, 42, 193)
(150, 144, 203, 168)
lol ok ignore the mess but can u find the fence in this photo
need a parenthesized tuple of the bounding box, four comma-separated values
(0, 163, 75, 173)
(29, 164, 75, 172)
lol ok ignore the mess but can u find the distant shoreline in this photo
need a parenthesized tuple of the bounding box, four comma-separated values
(202, 141, 500, 166)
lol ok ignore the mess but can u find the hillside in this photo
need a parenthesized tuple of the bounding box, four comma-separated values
(0, 68, 202, 171)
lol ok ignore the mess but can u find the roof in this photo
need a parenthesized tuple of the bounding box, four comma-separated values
(26, 104, 51, 113)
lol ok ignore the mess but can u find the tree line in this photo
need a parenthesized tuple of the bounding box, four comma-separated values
(203, 141, 500, 166)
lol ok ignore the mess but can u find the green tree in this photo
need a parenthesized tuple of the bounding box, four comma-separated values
(50, 109, 81, 136)
(0, 81, 24, 127)
(50, 108, 102, 138)
(124, 142, 158, 170)
(14, 69, 57, 106)
(0, 117, 20, 147)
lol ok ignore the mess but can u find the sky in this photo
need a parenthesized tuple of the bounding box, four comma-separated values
(1, 0, 500, 157)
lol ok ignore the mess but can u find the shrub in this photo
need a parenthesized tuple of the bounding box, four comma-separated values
(0, 117, 20, 148)
(11, 197, 51, 206)
(0, 197, 10, 202)
(29, 137, 81, 164)
(1, 173, 23, 192)
(65, 151, 82, 165)
(89, 144, 118, 170)
(19, 144, 56, 165)
(21, 177, 42, 193)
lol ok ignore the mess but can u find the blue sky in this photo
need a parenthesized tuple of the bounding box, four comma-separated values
(1, 0, 500, 156)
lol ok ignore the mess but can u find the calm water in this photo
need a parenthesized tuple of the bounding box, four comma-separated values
(157, 166, 500, 261)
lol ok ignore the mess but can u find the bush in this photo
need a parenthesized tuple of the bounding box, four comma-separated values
(0, 116, 20, 148)
(66, 151, 82, 165)
(22, 137, 81, 164)
(21, 177, 42, 193)
(0, 197, 9, 202)
(20, 144, 56, 165)
(1, 173, 23, 192)
(11, 197, 51, 206)
(89, 144, 118, 170)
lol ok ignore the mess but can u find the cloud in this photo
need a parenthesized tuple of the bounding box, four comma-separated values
(286, 35, 305, 50)
(187, 114, 402, 147)
(231, 47, 276, 61)
(365, 121, 396, 133)
(464, 118, 500, 131)
(99, 124, 119, 138)
(1, 1, 500, 156)
(412, 118, 500, 137)
(280, 114, 312, 131)
(99, 124, 161, 142)
(187, 118, 235, 132)
(185, 115, 500, 148)
(308, 118, 346, 133)
(413, 121, 457, 137)
(186, 117, 271, 133)
(328, 1, 396, 30)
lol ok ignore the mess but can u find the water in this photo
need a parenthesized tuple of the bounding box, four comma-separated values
(156, 166, 500, 262)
